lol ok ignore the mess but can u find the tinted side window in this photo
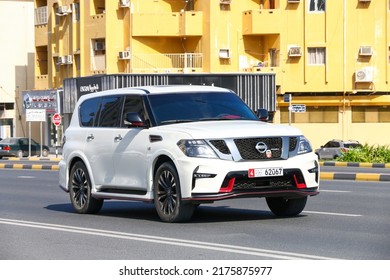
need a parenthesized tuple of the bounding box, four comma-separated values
(324, 142, 332, 148)
(121, 95, 145, 127)
(79, 97, 101, 127)
(98, 96, 123, 127)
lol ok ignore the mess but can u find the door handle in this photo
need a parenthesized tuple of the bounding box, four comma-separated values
(87, 134, 95, 141)
(114, 135, 123, 142)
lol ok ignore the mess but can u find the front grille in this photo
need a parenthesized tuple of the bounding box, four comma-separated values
(234, 137, 283, 160)
(210, 140, 230, 154)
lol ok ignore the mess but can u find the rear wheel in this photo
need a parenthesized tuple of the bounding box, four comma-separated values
(41, 148, 49, 157)
(154, 162, 195, 223)
(266, 196, 307, 217)
(69, 161, 103, 214)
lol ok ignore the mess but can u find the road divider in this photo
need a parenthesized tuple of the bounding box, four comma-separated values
(320, 161, 390, 168)
(320, 172, 390, 182)
(0, 163, 59, 170)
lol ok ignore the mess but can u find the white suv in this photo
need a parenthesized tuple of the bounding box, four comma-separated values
(59, 85, 319, 222)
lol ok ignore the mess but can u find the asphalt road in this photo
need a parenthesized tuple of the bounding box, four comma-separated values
(0, 168, 389, 260)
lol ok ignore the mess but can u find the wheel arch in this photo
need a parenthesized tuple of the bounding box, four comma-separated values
(153, 155, 176, 180)
(66, 155, 97, 192)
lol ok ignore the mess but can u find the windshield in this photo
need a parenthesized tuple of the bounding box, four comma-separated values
(148, 91, 258, 125)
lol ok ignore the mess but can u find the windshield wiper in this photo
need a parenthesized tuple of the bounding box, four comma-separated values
(160, 119, 194, 125)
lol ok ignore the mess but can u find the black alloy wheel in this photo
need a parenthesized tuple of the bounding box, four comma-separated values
(69, 161, 103, 214)
(154, 162, 195, 223)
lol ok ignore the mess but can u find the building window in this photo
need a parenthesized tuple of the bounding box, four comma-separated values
(352, 106, 390, 123)
(34, 6, 48, 25)
(309, 0, 325, 12)
(280, 106, 338, 123)
(73, 2, 80, 21)
(308, 47, 326, 65)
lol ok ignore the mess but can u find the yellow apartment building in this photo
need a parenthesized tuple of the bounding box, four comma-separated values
(32, 0, 390, 148)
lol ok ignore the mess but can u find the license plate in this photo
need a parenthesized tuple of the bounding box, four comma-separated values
(248, 167, 283, 178)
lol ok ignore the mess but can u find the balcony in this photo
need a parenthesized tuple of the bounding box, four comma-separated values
(243, 9, 281, 35)
(35, 75, 49, 90)
(132, 12, 202, 37)
(179, 11, 203, 36)
(131, 53, 203, 73)
(35, 25, 48, 47)
(89, 13, 106, 38)
(34, 6, 48, 46)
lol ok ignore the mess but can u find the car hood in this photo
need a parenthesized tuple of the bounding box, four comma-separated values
(155, 120, 303, 139)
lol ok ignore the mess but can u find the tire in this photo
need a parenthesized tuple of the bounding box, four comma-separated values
(69, 161, 103, 214)
(41, 149, 49, 157)
(153, 162, 195, 223)
(266, 196, 307, 217)
(17, 150, 24, 158)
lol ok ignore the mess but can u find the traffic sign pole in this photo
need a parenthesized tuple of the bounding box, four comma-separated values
(52, 113, 62, 158)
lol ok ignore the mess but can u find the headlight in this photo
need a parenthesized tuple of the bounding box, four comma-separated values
(177, 140, 219, 159)
(297, 136, 312, 154)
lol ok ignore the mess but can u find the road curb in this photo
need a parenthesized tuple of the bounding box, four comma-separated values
(0, 163, 59, 170)
(320, 172, 390, 182)
(320, 161, 390, 168)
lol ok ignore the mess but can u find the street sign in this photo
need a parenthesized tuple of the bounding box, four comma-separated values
(26, 109, 46, 122)
(52, 113, 62, 126)
(291, 104, 306, 113)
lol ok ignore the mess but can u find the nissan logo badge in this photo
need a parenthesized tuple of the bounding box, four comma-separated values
(255, 142, 268, 153)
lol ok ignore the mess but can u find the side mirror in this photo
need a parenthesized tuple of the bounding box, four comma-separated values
(256, 108, 269, 122)
(124, 112, 148, 128)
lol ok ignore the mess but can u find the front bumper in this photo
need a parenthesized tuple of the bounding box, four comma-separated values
(177, 152, 320, 201)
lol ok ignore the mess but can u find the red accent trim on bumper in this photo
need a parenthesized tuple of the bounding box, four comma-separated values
(293, 174, 307, 189)
(219, 177, 235, 193)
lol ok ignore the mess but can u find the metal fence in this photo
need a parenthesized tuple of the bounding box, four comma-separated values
(131, 53, 203, 72)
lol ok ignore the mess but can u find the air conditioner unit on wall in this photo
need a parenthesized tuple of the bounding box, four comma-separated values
(355, 67, 373, 83)
(288, 46, 302, 57)
(119, 51, 131, 60)
(358, 46, 373, 56)
(56, 6, 71, 16)
(65, 55, 73, 64)
(57, 56, 66, 65)
(219, 0, 231, 4)
(94, 41, 105, 51)
(219, 49, 230, 59)
(288, 0, 300, 3)
(119, 0, 130, 7)
(359, 0, 371, 2)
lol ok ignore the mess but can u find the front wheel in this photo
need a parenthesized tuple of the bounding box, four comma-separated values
(17, 150, 24, 158)
(154, 162, 195, 223)
(69, 161, 103, 214)
(266, 196, 307, 217)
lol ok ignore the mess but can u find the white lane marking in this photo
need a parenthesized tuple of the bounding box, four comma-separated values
(17, 176, 35, 179)
(320, 190, 351, 193)
(0, 218, 337, 260)
(303, 211, 362, 217)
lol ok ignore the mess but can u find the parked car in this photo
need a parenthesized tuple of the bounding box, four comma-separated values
(0, 137, 50, 158)
(315, 139, 362, 159)
(59, 85, 320, 223)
